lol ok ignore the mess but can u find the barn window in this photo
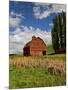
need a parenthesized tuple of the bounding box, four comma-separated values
(43, 51, 46, 55)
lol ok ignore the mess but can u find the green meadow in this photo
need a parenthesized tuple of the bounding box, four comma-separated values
(9, 52, 66, 89)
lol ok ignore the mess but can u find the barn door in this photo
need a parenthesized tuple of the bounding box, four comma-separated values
(43, 51, 46, 55)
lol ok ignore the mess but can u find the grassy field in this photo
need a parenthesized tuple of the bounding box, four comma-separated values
(9, 54, 66, 89)
(46, 45, 55, 54)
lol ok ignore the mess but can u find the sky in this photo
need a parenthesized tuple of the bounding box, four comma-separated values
(9, 1, 66, 54)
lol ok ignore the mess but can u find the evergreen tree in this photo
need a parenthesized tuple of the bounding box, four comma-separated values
(51, 12, 66, 53)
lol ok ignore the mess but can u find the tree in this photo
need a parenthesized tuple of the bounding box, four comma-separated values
(51, 12, 66, 53)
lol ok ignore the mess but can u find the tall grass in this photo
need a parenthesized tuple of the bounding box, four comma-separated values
(9, 54, 66, 88)
(10, 55, 65, 75)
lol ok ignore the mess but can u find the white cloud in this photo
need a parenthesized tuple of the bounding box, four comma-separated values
(49, 23, 53, 27)
(39, 11, 51, 19)
(33, 6, 50, 19)
(9, 17, 21, 27)
(33, 3, 66, 19)
(51, 4, 66, 13)
(10, 11, 24, 18)
(9, 11, 24, 28)
(9, 26, 52, 54)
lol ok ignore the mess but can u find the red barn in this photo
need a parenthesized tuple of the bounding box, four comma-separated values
(23, 36, 47, 56)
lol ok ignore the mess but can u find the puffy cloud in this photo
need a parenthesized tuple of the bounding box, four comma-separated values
(9, 17, 21, 27)
(9, 11, 24, 28)
(9, 26, 52, 54)
(33, 6, 50, 19)
(51, 4, 66, 13)
(33, 3, 66, 19)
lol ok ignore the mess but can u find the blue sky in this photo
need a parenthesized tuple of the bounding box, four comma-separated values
(9, 1, 66, 54)
(9, 1, 57, 32)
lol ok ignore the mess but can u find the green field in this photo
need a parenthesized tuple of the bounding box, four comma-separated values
(9, 54, 66, 89)
(46, 45, 55, 54)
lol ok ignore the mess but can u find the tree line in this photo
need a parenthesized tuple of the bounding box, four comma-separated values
(51, 12, 66, 53)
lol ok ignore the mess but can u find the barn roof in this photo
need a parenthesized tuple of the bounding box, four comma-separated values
(24, 41, 31, 47)
(37, 37, 46, 46)
(24, 36, 46, 48)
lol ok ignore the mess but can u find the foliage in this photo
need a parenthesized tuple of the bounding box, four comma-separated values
(51, 12, 66, 52)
